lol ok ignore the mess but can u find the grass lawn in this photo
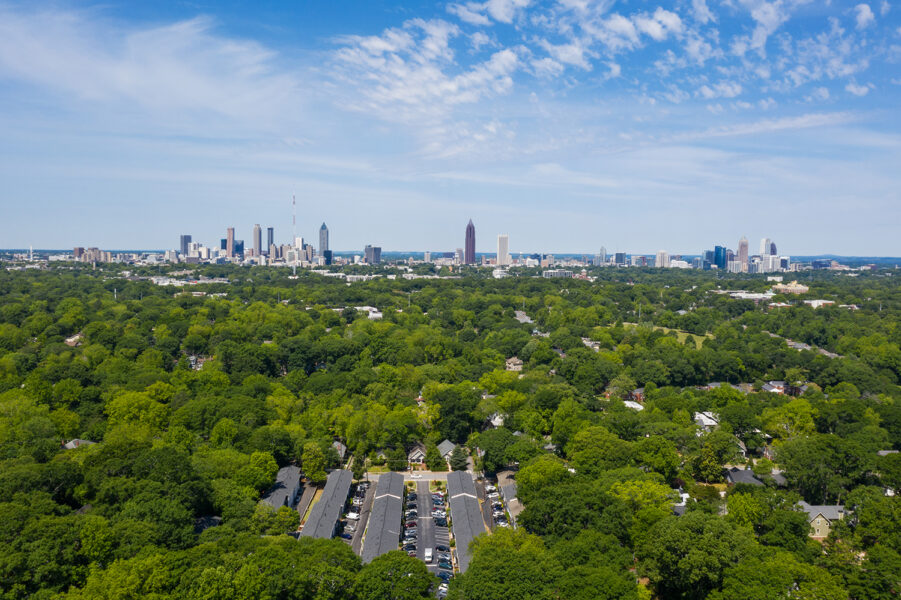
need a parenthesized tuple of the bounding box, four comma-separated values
(621, 322, 712, 349)
(301, 488, 323, 525)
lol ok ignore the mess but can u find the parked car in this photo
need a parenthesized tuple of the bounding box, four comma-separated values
(435, 518, 448, 527)
(346, 512, 360, 520)
(436, 545, 450, 552)
(411, 473, 423, 479)
(487, 492, 499, 499)
(405, 522, 418, 529)
(407, 550, 417, 557)
(437, 560, 453, 570)
(339, 532, 352, 540)
(437, 571, 453, 582)
(403, 543, 416, 551)
(485, 484, 497, 492)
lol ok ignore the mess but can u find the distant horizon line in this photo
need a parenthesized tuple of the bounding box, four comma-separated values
(2, 249, 900, 261)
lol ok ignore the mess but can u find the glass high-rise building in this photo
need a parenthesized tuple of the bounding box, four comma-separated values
(464, 219, 476, 264)
(266, 227, 274, 253)
(179, 235, 191, 256)
(226, 227, 235, 257)
(320, 223, 329, 253)
(253, 224, 262, 257)
(738, 236, 749, 272)
(714, 245, 727, 270)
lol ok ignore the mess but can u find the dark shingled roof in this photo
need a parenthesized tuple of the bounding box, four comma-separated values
(725, 467, 764, 486)
(447, 471, 486, 573)
(361, 472, 404, 563)
(262, 465, 301, 508)
(300, 470, 353, 539)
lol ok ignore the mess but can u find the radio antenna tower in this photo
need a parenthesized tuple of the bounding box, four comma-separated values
(292, 194, 297, 277)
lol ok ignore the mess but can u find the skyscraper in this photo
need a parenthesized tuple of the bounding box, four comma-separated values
(266, 227, 274, 254)
(320, 223, 329, 253)
(253, 224, 262, 257)
(364, 245, 381, 264)
(655, 250, 669, 268)
(464, 220, 476, 264)
(759, 238, 772, 256)
(714, 245, 727, 270)
(179, 235, 191, 256)
(497, 234, 510, 266)
(738, 236, 749, 272)
(599, 246, 607, 264)
(226, 227, 235, 257)
(769, 241, 777, 255)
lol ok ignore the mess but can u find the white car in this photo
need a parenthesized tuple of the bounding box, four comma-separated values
(346, 512, 360, 520)
(411, 473, 423, 479)
(487, 492, 499, 499)
(484, 485, 497, 492)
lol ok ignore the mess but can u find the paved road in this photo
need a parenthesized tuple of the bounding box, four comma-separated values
(366, 470, 455, 482)
(351, 482, 375, 555)
(415, 481, 436, 570)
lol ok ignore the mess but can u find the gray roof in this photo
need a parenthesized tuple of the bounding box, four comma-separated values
(877, 450, 899, 457)
(361, 472, 405, 563)
(725, 467, 764, 486)
(437, 439, 456, 457)
(797, 501, 845, 521)
(500, 482, 518, 504)
(300, 469, 353, 539)
(262, 465, 301, 508)
(447, 471, 486, 573)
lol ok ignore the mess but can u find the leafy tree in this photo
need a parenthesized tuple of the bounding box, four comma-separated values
(639, 512, 756, 600)
(302, 442, 328, 484)
(354, 551, 434, 600)
(709, 551, 848, 600)
(424, 443, 447, 471)
(449, 445, 469, 471)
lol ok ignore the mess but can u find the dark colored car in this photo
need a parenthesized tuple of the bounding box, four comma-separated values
(437, 560, 453, 570)
(437, 571, 453, 582)
(405, 522, 418, 528)
(436, 545, 450, 552)
(403, 543, 416, 551)
(435, 518, 448, 527)
(339, 533, 352, 540)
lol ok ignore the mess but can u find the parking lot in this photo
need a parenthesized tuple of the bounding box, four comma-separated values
(338, 481, 373, 552)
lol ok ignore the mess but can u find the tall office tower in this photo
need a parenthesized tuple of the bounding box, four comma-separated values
(253, 224, 262, 257)
(364, 245, 381, 264)
(322, 250, 333, 265)
(226, 227, 235, 257)
(180, 235, 192, 256)
(759, 238, 772, 256)
(655, 250, 670, 268)
(599, 246, 607, 263)
(464, 219, 476, 264)
(769, 241, 777, 255)
(423, 251, 431, 263)
(266, 227, 274, 254)
(614, 252, 627, 265)
(497, 234, 510, 266)
(234, 240, 245, 256)
(714, 245, 727, 270)
(738, 236, 749, 272)
(319, 223, 329, 253)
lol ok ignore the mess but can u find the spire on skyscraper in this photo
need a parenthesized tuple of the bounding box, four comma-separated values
(464, 219, 476, 264)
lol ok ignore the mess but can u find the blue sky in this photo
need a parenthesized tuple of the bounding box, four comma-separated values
(0, 0, 899, 255)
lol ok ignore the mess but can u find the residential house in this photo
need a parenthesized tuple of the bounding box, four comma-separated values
(437, 439, 457, 461)
(694, 412, 719, 432)
(762, 381, 786, 394)
(487, 413, 505, 428)
(262, 465, 302, 508)
(505, 357, 523, 372)
(724, 467, 764, 486)
(407, 443, 427, 465)
(797, 501, 845, 538)
(63, 439, 96, 450)
(629, 388, 645, 402)
(331, 440, 347, 461)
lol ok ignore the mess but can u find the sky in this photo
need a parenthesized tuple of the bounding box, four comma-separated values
(0, 0, 899, 255)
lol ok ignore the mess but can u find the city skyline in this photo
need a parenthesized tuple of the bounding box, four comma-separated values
(0, 1, 899, 253)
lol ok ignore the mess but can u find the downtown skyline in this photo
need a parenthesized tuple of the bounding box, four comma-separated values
(0, 1, 899, 254)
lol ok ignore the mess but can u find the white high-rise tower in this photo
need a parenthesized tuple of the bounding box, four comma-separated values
(497, 234, 510, 266)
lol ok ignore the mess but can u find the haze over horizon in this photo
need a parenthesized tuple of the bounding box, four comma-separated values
(1, 0, 899, 254)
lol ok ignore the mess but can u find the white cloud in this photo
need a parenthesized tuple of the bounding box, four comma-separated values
(447, 3, 493, 26)
(692, 0, 717, 24)
(845, 81, 871, 95)
(532, 56, 564, 77)
(698, 81, 743, 98)
(807, 86, 830, 101)
(685, 35, 721, 64)
(606, 61, 621, 78)
(0, 9, 301, 122)
(854, 4, 876, 29)
(634, 8, 683, 41)
(470, 31, 493, 51)
(758, 97, 777, 109)
(881, 1, 891, 16)
(538, 38, 594, 69)
(485, 0, 531, 23)
(854, 4, 876, 28)
(673, 112, 858, 141)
